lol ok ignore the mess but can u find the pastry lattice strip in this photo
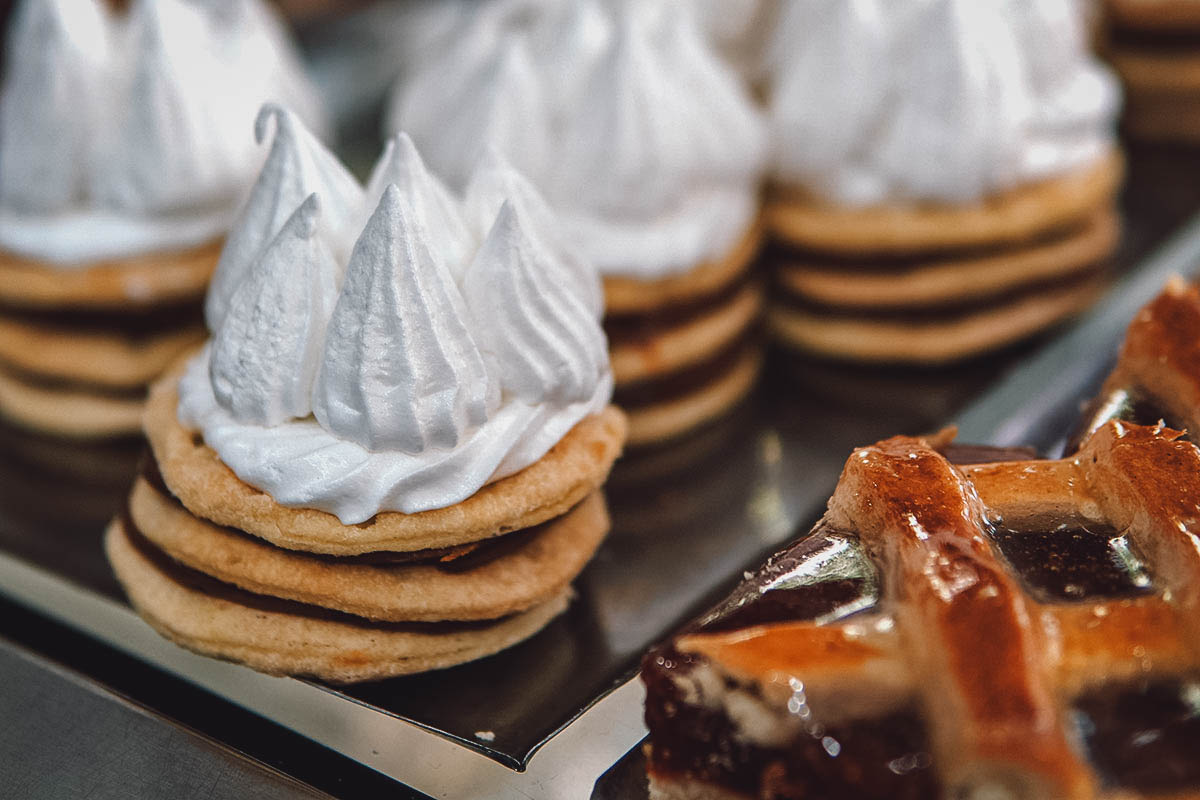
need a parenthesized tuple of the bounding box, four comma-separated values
(1076, 276, 1200, 442)
(678, 420, 1200, 799)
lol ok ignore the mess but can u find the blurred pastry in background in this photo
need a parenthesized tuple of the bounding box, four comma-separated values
(108, 109, 625, 682)
(0, 0, 325, 438)
(300, 0, 476, 143)
(1104, 0, 1200, 142)
(764, 0, 1123, 364)
(385, 0, 768, 447)
(689, 0, 778, 84)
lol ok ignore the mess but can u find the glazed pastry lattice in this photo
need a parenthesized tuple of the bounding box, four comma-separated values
(669, 279, 1200, 798)
(678, 417, 1200, 798)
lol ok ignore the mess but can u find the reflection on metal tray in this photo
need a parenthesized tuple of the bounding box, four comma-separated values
(1, 146, 1200, 799)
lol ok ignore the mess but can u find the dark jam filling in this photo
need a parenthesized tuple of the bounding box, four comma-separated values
(640, 528, 932, 798)
(642, 648, 938, 800)
(1074, 679, 1200, 793)
(989, 522, 1152, 603)
(1065, 387, 1191, 456)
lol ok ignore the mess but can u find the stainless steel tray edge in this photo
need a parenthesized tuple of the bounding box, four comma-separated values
(0, 551, 646, 799)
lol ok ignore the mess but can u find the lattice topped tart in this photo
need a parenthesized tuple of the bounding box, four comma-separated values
(643, 419, 1200, 798)
(1072, 277, 1200, 449)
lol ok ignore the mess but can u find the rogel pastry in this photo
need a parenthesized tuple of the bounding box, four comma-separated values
(1104, 0, 1200, 142)
(763, 0, 1123, 364)
(642, 280, 1200, 798)
(0, 0, 325, 437)
(386, 0, 768, 445)
(107, 108, 626, 683)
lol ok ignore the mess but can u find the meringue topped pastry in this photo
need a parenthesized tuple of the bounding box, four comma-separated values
(389, 0, 765, 280)
(0, 0, 326, 438)
(1105, 0, 1200, 143)
(0, 0, 325, 266)
(766, 0, 1119, 208)
(763, 0, 1124, 365)
(105, 109, 626, 682)
(387, 0, 768, 446)
(186, 106, 613, 522)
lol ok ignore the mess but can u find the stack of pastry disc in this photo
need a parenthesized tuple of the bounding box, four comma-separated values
(1106, 0, 1200, 142)
(605, 221, 765, 446)
(764, 151, 1123, 364)
(0, 244, 216, 438)
(106, 361, 626, 683)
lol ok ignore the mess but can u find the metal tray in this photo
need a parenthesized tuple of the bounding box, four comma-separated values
(1, 145, 1199, 799)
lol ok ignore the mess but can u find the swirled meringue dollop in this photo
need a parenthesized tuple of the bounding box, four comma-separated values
(312, 184, 498, 453)
(0, 0, 327, 266)
(209, 193, 339, 427)
(765, 0, 1120, 207)
(386, 0, 766, 280)
(206, 105, 363, 329)
(179, 129, 612, 523)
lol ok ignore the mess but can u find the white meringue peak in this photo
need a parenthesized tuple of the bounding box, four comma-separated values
(385, 0, 766, 280)
(463, 148, 603, 317)
(398, 35, 551, 194)
(464, 201, 607, 405)
(209, 193, 338, 427)
(94, 0, 247, 214)
(313, 184, 496, 454)
(206, 105, 363, 330)
(365, 133, 475, 281)
(179, 133, 612, 522)
(0, 0, 328, 266)
(765, 0, 1120, 206)
(0, 0, 111, 214)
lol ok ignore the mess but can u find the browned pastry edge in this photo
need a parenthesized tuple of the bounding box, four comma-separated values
(145, 354, 628, 555)
(764, 150, 1123, 258)
(622, 342, 762, 447)
(129, 473, 610, 623)
(767, 272, 1104, 364)
(774, 208, 1118, 310)
(0, 363, 145, 439)
(603, 217, 764, 315)
(0, 239, 220, 311)
(105, 516, 571, 684)
(1109, 42, 1200, 91)
(1091, 277, 1200, 435)
(0, 314, 205, 388)
(610, 281, 763, 385)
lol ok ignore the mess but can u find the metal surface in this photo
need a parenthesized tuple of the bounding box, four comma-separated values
(0, 636, 332, 800)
